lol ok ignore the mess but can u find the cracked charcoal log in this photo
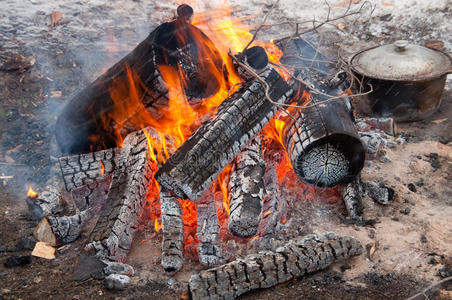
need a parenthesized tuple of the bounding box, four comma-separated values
(228, 136, 265, 237)
(56, 7, 225, 154)
(36, 209, 94, 245)
(85, 130, 152, 261)
(160, 190, 184, 272)
(355, 117, 397, 136)
(259, 163, 286, 239)
(340, 177, 364, 220)
(188, 232, 363, 300)
(280, 38, 365, 188)
(59, 148, 119, 192)
(156, 67, 293, 200)
(197, 192, 224, 266)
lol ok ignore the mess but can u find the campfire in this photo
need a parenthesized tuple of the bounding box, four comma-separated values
(26, 2, 412, 299)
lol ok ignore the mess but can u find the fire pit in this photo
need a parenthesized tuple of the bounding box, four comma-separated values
(4, 1, 447, 299)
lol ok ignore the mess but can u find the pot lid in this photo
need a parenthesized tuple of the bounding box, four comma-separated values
(351, 40, 452, 81)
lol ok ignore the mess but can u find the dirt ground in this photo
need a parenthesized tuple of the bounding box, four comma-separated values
(1, 0, 451, 299)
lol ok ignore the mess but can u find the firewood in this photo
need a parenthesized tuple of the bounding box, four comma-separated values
(340, 177, 364, 220)
(160, 190, 184, 272)
(196, 193, 224, 266)
(156, 67, 293, 201)
(59, 148, 119, 192)
(36, 209, 94, 245)
(85, 130, 153, 261)
(280, 38, 365, 188)
(188, 232, 363, 300)
(56, 5, 224, 154)
(228, 136, 265, 237)
(259, 163, 286, 239)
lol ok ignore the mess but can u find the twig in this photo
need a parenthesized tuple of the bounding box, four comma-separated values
(0, 176, 14, 179)
(406, 276, 452, 300)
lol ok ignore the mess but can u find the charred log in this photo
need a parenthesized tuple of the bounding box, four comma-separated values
(355, 117, 397, 136)
(56, 5, 225, 154)
(156, 67, 293, 200)
(280, 38, 365, 188)
(160, 190, 184, 273)
(228, 136, 265, 238)
(59, 148, 119, 192)
(37, 209, 94, 245)
(85, 130, 152, 261)
(196, 193, 224, 266)
(188, 232, 363, 300)
(340, 177, 364, 220)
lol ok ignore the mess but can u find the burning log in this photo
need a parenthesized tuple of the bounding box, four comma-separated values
(55, 4, 225, 154)
(160, 190, 184, 272)
(156, 67, 293, 200)
(196, 192, 224, 266)
(59, 148, 119, 192)
(85, 130, 153, 261)
(279, 38, 365, 188)
(188, 232, 363, 300)
(259, 163, 286, 239)
(340, 177, 364, 221)
(282, 95, 364, 188)
(228, 136, 265, 238)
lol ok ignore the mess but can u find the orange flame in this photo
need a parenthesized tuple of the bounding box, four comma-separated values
(218, 165, 233, 215)
(27, 186, 38, 198)
(99, 161, 105, 175)
(154, 218, 162, 233)
(104, 3, 288, 250)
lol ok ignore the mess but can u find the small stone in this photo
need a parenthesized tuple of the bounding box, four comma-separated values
(391, 217, 399, 221)
(407, 183, 417, 193)
(438, 136, 449, 144)
(368, 229, 376, 239)
(0, 245, 7, 252)
(4, 255, 32, 268)
(400, 207, 411, 215)
(104, 274, 130, 290)
(103, 261, 134, 276)
(10, 237, 36, 252)
(420, 234, 427, 243)
(415, 179, 424, 187)
(379, 155, 391, 163)
(340, 265, 351, 272)
(427, 257, 438, 265)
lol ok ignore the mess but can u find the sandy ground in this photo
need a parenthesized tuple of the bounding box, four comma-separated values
(0, 0, 451, 299)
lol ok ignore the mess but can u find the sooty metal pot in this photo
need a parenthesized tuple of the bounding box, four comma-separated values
(350, 40, 452, 122)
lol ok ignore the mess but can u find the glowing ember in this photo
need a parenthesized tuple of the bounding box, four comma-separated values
(27, 186, 38, 198)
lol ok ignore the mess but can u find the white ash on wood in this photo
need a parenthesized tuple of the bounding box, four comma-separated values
(156, 67, 293, 201)
(196, 192, 224, 266)
(84, 130, 153, 261)
(228, 136, 265, 238)
(59, 148, 119, 192)
(340, 177, 364, 221)
(188, 232, 363, 300)
(160, 190, 184, 272)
